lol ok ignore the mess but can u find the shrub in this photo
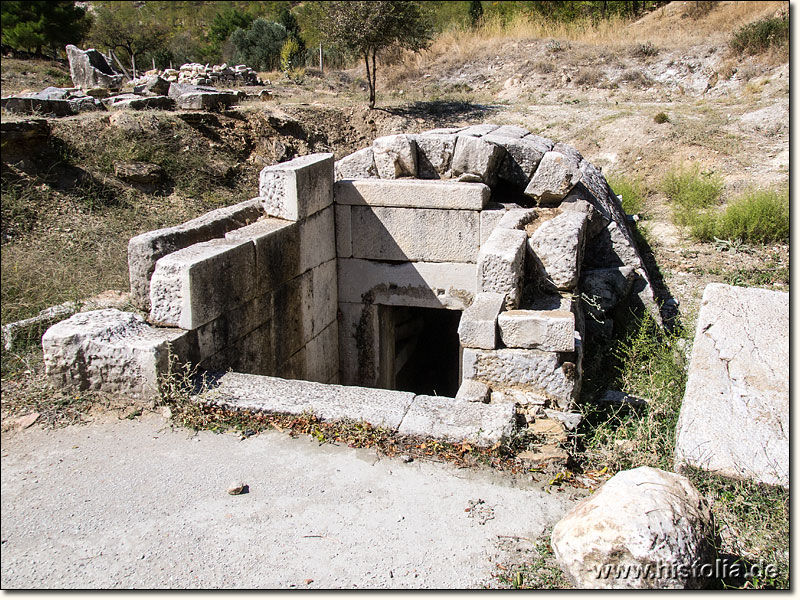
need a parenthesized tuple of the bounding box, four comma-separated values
(229, 18, 288, 71)
(630, 41, 657, 58)
(573, 67, 602, 87)
(607, 174, 647, 215)
(729, 16, 789, 56)
(653, 111, 669, 124)
(706, 188, 789, 243)
(618, 68, 652, 88)
(661, 164, 723, 228)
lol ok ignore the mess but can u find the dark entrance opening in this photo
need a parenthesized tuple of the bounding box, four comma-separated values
(378, 305, 462, 397)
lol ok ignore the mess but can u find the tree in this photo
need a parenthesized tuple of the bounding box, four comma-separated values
(1, 1, 91, 57)
(207, 7, 253, 59)
(279, 7, 306, 67)
(89, 1, 170, 78)
(228, 18, 288, 71)
(469, 0, 484, 28)
(320, 1, 433, 109)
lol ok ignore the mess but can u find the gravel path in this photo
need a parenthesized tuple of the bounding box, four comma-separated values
(1, 413, 578, 589)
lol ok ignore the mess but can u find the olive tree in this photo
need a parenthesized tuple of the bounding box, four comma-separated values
(320, 1, 433, 108)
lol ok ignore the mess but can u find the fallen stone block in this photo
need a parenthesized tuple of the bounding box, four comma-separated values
(114, 161, 164, 186)
(127, 198, 262, 309)
(349, 205, 480, 263)
(372, 134, 417, 179)
(413, 132, 457, 179)
(103, 94, 175, 111)
(551, 466, 715, 589)
(543, 409, 582, 431)
(477, 228, 528, 309)
(463, 347, 579, 410)
(457, 292, 505, 350)
(177, 91, 237, 110)
(397, 395, 516, 446)
(497, 309, 575, 352)
(455, 379, 491, 403)
(334, 148, 378, 180)
(334, 179, 490, 210)
(458, 124, 500, 137)
(66, 45, 123, 90)
(560, 190, 610, 239)
(674, 284, 788, 488)
(485, 133, 553, 189)
(0, 97, 73, 117)
(492, 124, 530, 138)
(1, 118, 50, 163)
(196, 371, 416, 430)
(67, 95, 104, 113)
(497, 208, 537, 230)
(149, 238, 257, 330)
(451, 135, 505, 186)
(524, 150, 582, 204)
(42, 309, 189, 399)
(259, 153, 334, 221)
(528, 211, 588, 291)
(167, 82, 218, 99)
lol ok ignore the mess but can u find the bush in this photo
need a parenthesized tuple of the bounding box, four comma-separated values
(661, 164, 723, 228)
(607, 174, 647, 215)
(729, 16, 789, 56)
(229, 18, 288, 71)
(703, 188, 789, 243)
(630, 41, 658, 58)
(653, 111, 669, 124)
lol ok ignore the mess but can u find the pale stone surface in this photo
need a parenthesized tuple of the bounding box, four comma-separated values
(457, 292, 505, 350)
(455, 379, 491, 403)
(66, 45, 123, 90)
(497, 309, 575, 352)
(543, 409, 582, 431)
(492, 125, 530, 138)
(529, 211, 588, 291)
(463, 347, 579, 409)
(42, 309, 187, 399)
(674, 284, 788, 487)
(372, 134, 417, 179)
(128, 199, 262, 309)
(584, 220, 643, 270)
(458, 124, 500, 137)
(335, 204, 352, 258)
(311, 259, 339, 339)
(479, 207, 506, 245)
(103, 94, 174, 111)
(497, 208, 537, 230)
(0, 97, 73, 117)
(397, 395, 516, 446)
(477, 228, 528, 309)
(561, 191, 610, 239)
(413, 133, 457, 179)
(524, 151, 581, 204)
(486, 134, 553, 189)
(149, 238, 256, 330)
(176, 91, 236, 110)
(198, 371, 416, 429)
(338, 259, 476, 310)
(450, 135, 505, 186)
(304, 320, 340, 384)
(350, 206, 479, 263)
(334, 148, 378, 180)
(337, 301, 379, 387)
(224, 217, 296, 294)
(334, 179, 490, 210)
(259, 153, 334, 221)
(551, 467, 715, 589)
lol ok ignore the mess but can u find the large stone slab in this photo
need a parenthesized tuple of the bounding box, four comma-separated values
(413, 132, 457, 179)
(397, 395, 516, 446)
(463, 347, 579, 409)
(127, 199, 262, 309)
(552, 467, 715, 589)
(485, 133, 553, 189)
(335, 204, 352, 258)
(450, 135, 505, 186)
(196, 371, 416, 430)
(338, 259, 476, 311)
(334, 148, 378, 180)
(350, 206, 480, 263)
(524, 150, 581, 204)
(42, 309, 188, 399)
(149, 238, 256, 330)
(497, 309, 575, 352)
(66, 45, 123, 90)
(259, 153, 334, 221)
(457, 292, 505, 350)
(176, 91, 237, 110)
(372, 134, 417, 179)
(674, 284, 788, 487)
(334, 179, 490, 210)
(528, 211, 588, 291)
(477, 228, 527, 309)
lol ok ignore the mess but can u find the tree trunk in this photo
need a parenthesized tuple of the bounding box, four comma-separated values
(131, 52, 137, 80)
(364, 51, 376, 109)
(110, 48, 131, 79)
(370, 50, 377, 109)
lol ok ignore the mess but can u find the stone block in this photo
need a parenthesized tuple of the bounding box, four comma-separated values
(304, 320, 340, 384)
(298, 206, 337, 275)
(42, 309, 188, 399)
(334, 179, 490, 210)
(176, 91, 237, 110)
(451, 135, 505, 186)
(479, 206, 506, 245)
(497, 309, 575, 352)
(337, 302, 379, 387)
(335, 204, 352, 258)
(127, 199, 262, 309)
(104, 94, 175, 111)
(458, 124, 500, 137)
(561, 190, 610, 239)
(397, 395, 516, 446)
(477, 228, 527, 309)
(524, 150, 581, 204)
(350, 206, 480, 263)
(457, 292, 505, 350)
(485, 134, 553, 189)
(334, 147, 378, 180)
(674, 284, 788, 488)
(0, 97, 73, 117)
(259, 153, 334, 221)
(462, 347, 579, 410)
(579, 266, 636, 319)
(528, 211, 588, 291)
(492, 125, 530, 138)
(225, 217, 297, 294)
(192, 293, 273, 363)
(149, 238, 256, 330)
(497, 208, 537, 230)
(66, 45, 123, 90)
(311, 259, 338, 338)
(584, 220, 643, 270)
(197, 371, 416, 430)
(272, 269, 314, 364)
(372, 134, 417, 179)
(552, 467, 715, 589)
(338, 259, 476, 311)
(413, 132, 457, 179)
(455, 379, 491, 403)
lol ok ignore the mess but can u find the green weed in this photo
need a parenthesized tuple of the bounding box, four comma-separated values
(729, 16, 789, 56)
(661, 164, 723, 230)
(653, 111, 669, 124)
(711, 188, 789, 243)
(607, 174, 648, 215)
(492, 537, 571, 589)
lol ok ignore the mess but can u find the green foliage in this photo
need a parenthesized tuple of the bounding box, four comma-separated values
(206, 7, 253, 60)
(661, 164, 723, 228)
(229, 18, 288, 71)
(696, 189, 788, 244)
(469, 0, 484, 28)
(607, 174, 647, 215)
(653, 111, 669, 124)
(280, 38, 304, 82)
(1, 1, 91, 56)
(729, 15, 789, 56)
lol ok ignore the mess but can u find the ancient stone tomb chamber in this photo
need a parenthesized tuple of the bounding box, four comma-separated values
(43, 124, 656, 444)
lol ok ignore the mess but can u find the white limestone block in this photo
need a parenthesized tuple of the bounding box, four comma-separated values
(334, 147, 378, 180)
(334, 179, 490, 210)
(372, 134, 417, 179)
(479, 207, 506, 245)
(335, 204, 352, 258)
(451, 135, 505, 186)
(477, 228, 527, 309)
(258, 153, 334, 220)
(455, 379, 491, 403)
(457, 292, 505, 350)
(524, 150, 582, 204)
(528, 211, 588, 291)
(485, 133, 553, 189)
(498, 309, 575, 352)
(413, 132, 457, 179)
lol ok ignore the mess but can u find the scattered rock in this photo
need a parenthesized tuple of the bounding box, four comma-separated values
(8, 412, 40, 431)
(114, 161, 164, 186)
(66, 45, 123, 90)
(227, 481, 248, 495)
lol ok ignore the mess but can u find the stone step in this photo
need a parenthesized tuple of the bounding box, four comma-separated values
(193, 371, 516, 446)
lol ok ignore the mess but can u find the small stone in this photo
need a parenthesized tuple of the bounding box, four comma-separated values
(9, 412, 40, 431)
(400, 455, 413, 463)
(227, 481, 248, 495)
